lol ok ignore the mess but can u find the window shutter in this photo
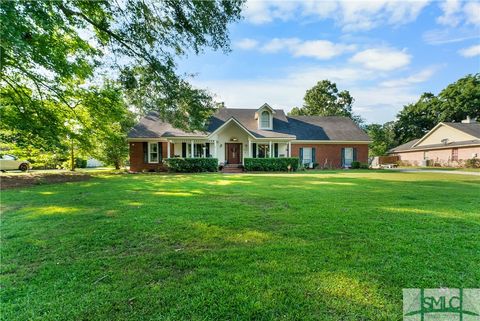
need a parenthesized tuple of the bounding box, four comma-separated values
(341, 148, 345, 167)
(206, 143, 210, 157)
(182, 143, 186, 158)
(353, 148, 357, 161)
(143, 142, 148, 163)
(299, 148, 303, 163)
(252, 143, 257, 158)
(158, 142, 163, 162)
(312, 147, 316, 164)
(274, 143, 278, 157)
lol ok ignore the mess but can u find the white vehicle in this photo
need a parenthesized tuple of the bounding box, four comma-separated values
(0, 154, 29, 172)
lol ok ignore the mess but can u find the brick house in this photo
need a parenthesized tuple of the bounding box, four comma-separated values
(127, 103, 371, 172)
(388, 117, 480, 167)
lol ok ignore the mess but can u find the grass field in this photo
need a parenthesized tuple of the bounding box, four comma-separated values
(1, 171, 479, 320)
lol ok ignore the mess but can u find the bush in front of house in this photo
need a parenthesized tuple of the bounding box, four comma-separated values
(244, 157, 300, 171)
(465, 158, 480, 168)
(351, 161, 369, 169)
(163, 158, 218, 172)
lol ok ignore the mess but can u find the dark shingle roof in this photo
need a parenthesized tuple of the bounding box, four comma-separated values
(285, 116, 370, 141)
(128, 108, 370, 141)
(389, 139, 420, 152)
(444, 122, 480, 138)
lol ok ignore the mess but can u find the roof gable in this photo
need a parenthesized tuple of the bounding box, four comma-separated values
(128, 108, 370, 142)
(413, 122, 480, 147)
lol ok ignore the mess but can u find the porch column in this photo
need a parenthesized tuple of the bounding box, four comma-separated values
(288, 141, 291, 157)
(167, 140, 171, 158)
(203, 143, 206, 158)
(269, 141, 272, 158)
(191, 140, 194, 158)
(248, 139, 252, 157)
(214, 140, 217, 158)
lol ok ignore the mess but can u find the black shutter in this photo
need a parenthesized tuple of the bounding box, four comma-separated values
(206, 143, 210, 157)
(353, 148, 357, 161)
(299, 148, 303, 163)
(274, 143, 278, 157)
(341, 148, 345, 167)
(312, 147, 316, 164)
(158, 142, 162, 162)
(143, 142, 148, 163)
(252, 143, 257, 158)
(182, 142, 187, 158)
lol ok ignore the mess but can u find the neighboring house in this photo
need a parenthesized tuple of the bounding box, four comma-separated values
(388, 117, 480, 167)
(127, 103, 371, 172)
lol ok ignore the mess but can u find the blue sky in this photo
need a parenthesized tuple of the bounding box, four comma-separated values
(178, 0, 480, 124)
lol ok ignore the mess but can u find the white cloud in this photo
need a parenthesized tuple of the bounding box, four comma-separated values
(350, 48, 411, 71)
(437, 0, 462, 27)
(464, 1, 480, 25)
(235, 38, 259, 50)
(459, 44, 480, 57)
(192, 63, 423, 123)
(422, 27, 479, 45)
(380, 67, 438, 87)
(259, 38, 356, 59)
(243, 0, 430, 31)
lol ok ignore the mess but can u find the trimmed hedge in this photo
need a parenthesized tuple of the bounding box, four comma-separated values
(351, 161, 369, 169)
(244, 157, 299, 171)
(163, 158, 218, 173)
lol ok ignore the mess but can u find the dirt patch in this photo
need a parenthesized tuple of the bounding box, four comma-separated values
(0, 172, 91, 190)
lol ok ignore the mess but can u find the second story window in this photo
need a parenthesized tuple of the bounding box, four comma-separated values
(260, 111, 270, 129)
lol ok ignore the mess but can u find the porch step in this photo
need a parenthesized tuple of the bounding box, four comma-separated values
(222, 165, 243, 173)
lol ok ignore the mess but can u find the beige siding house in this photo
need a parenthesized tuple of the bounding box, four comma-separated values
(389, 117, 480, 167)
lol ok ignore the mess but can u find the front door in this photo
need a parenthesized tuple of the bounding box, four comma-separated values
(226, 143, 241, 164)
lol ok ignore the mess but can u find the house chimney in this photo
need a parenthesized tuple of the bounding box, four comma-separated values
(461, 116, 477, 124)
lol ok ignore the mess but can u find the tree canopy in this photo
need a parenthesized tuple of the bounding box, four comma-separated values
(289, 80, 363, 125)
(394, 73, 480, 144)
(1, 0, 245, 168)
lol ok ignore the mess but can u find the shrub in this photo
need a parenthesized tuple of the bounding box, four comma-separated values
(244, 157, 299, 171)
(351, 161, 361, 169)
(360, 163, 369, 169)
(163, 158, 218, 172)
(465, 158, 480, 168)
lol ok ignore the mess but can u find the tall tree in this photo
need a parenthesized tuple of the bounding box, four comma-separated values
(0, 0, 245, 149)
(394, 74, 480, 144)
(289, 80, 363, 124)
(365, 122, 397, 156)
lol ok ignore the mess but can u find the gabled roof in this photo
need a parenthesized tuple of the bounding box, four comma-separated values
(444, 122, 480, 138)
(128, 107, 371, 142)
(412, 122, 480, 147)
(285, 116, 371, 141)
(207, 108, 294, 138)
(389, 121, 480, 153)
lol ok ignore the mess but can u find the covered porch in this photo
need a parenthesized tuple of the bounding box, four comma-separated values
(166, 138, 293, 165)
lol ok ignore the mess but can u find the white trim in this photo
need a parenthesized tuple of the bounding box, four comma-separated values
(128, 138, 168, 142)
(167, 141, 171, 159)
(207, 117, 256, 139)
(292, 140, 372, 144)
(391, 142, 480, 153)
(148, 142, 159, 163)
(412, 122, 479, 147)
(288, 141, 291, 157)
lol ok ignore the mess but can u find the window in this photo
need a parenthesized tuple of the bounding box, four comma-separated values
(343, 148, 354, 167)
(260, 111, 270, 129)
(451, 148, 458, 161)
(257, 144, 270, 158)
(302, 147, 312, 165)
(187, 143, 206, 157)
(148, 142, 159, 163)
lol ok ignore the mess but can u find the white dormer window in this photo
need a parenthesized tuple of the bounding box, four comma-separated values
(255, 103, 275, 130)
(260, 111, 271, 129)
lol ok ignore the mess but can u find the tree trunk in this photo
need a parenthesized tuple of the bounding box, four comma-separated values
(70, 139, 75, 171)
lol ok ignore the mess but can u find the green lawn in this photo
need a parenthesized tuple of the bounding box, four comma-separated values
(1, 171, 479, 320)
